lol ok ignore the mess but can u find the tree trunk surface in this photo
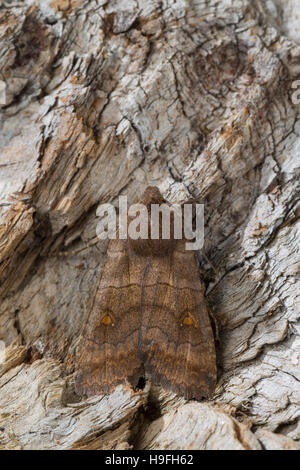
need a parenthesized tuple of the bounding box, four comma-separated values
(0, 0, 299, 450)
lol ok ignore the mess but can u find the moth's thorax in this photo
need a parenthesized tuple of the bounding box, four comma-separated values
(128, 237, 176, 257)
(128, 185, 177, 256)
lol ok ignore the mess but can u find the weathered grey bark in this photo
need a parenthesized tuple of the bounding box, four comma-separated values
(0, 0, 299, 450)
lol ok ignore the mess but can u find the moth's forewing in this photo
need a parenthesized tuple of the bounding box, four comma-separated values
(139, 240, 216, 400)
(75, 239, 143, 397)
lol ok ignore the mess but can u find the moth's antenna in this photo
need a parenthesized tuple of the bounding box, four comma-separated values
(182, 193, 219, 277)
(200, 249, 218, 276)
(54, 236, 100, 257)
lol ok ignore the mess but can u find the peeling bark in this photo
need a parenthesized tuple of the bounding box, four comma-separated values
(0, 0, 299, 450)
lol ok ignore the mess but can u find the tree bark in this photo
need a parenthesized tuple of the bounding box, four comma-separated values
(0, 0, 299, 450)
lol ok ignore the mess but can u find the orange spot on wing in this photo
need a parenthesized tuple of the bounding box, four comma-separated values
(182, 313, 198, 328)
(100, 314, 113, 326)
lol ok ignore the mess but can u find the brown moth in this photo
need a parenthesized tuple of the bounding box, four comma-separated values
(75, 187, 216, 400)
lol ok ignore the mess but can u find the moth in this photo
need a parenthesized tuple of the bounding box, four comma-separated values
(75, 187, 216, 400)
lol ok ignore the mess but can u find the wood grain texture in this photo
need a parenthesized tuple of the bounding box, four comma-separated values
(0, 0, 299, 450)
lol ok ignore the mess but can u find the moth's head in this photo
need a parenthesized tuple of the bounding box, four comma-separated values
(139, 186, 165, 207)
(128, 186, 176, 257)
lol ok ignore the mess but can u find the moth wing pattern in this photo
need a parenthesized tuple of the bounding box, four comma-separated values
(139, 240, 216, 400)
(75, 239, 144, 397)
(75, 186, 217, 400)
